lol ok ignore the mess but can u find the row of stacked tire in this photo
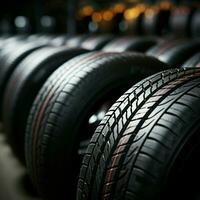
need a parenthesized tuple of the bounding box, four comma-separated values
(0, 32, 199, 200)
(125, 4, 200, 37)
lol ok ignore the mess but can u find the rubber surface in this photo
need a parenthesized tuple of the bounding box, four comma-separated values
(78, 68, 200, 200)
(3, 46, 88, 163)
(103, 36, 158, 52)
(0, 42, 47, 119)
(81, 35, 113, 50)
(66, 34, 89, 48)
(0, 40, 23, 58)
(169, 7, 193, 36)
(182, 52, 200, 68)
(50, 35, 69, 46)
(142, 8, 170, 35)
(0, 37, 21, 51)
(25, 52, 168, 199)
(131, 11, 144, 35)
(191, 10, 200, 37)
(146, 38, 185, 57)
(147, 39, 200, 67)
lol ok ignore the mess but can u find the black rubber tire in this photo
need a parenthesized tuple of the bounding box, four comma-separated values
(169, 7, 194, 37)
(27, 34, 51, 44)
(81, 35, 114, 50)
(146, 39, 200, 67)
(142, 8, 170, 36)
(66, 34, 89, 48)
(0, 39, 23, 57)
(146, 38, 185, 56)
(131, 11, 144, 35)
(78, 67, 200, 200)
(0, 42, 48, 119)
(49, 35, 70, 46)
(191, 10, 200, 37)
(182, 52, 200, 68)
(3, 46, 88, 163)
(0, 36, 21, 50)
(25, 52, 168, 199)
(102, 36, 158, 53)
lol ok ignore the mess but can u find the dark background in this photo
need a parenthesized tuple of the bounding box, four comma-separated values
(0, 0, 199, 33)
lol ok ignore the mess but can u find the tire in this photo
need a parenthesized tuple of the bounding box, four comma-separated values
(131, 11, 144, 35)
(3, 46, 88, 163)
(182, 52, 200, 68)
(0, 39, 23, 57)
(146, 39, 200, 67)
(27, 34, 51, 44)
(25, 52, 168, 199)
(142, 8, 170, 35)
(146, 38, 184, 57)
(103, 36, 158, 53)
(49, 35, 70, 46)
(0, 42, 47, 119)
(0, 37, 18, 50)
(169, 7, 194, 36)
(81, 35, 114, 50)
(78, 67, 200, 200)
(66, 34, 89, 48)
(191, 10, 200, 37)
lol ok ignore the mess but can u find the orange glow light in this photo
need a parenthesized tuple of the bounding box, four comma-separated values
(81, 6, 94, 16)
(113, 3, 125, 13)
(124, 8, 140, 20)
(160, 2, 171, 10)
(124, 4, 146, 21)
(103, 11, 114, 21)
(92, 12, 102, 22)
(137, 4, 146, 12)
